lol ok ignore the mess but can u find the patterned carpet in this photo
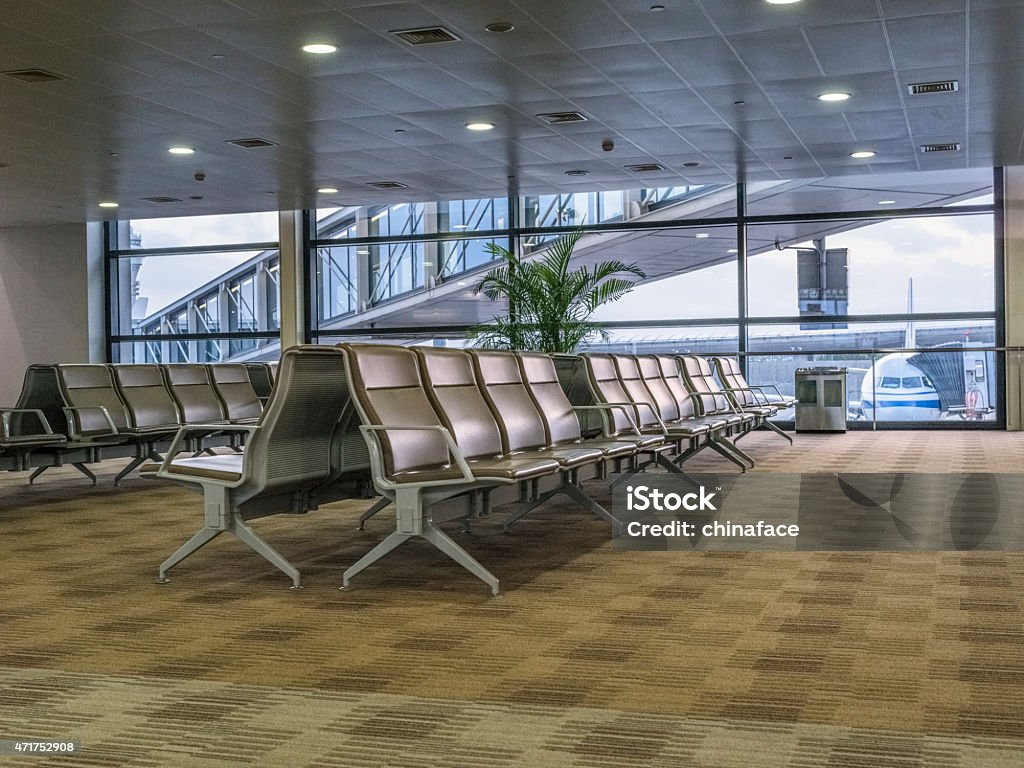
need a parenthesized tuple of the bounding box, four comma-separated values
(1, 432, 1023, 767)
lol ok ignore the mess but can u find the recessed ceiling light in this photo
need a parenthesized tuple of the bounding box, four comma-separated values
(765, 0, 802, 4)
(317, 187, 339, 194)
(302, 43, 337, 54)
(565, 169, 589, 176)
(357, 249, 370, 255)
(453, 224, 468, 229)
(484, 21, 515, 33)
(210, 54, 226, 61)
(695, 233, 710, 239)
(683, 161, 700, 168)
(818, 92, 850, 102)
(727, 248, 739, 253)
(466, 122, 495, 131)
(878, 200, 896, 205)
(851, 150, 876, 159)
(98, 201, 118, 208)
(650, 4, 666, 10)
(168, 146, 194, 155)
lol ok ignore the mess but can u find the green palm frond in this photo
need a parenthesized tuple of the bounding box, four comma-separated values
(469, 229, 645, 354)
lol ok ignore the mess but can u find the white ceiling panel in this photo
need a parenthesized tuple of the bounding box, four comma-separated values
(0, 0, 1018, 226)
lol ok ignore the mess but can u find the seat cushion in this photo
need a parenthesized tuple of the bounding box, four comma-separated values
(508, 445, 605, 468)
(140, 454, 244, 483)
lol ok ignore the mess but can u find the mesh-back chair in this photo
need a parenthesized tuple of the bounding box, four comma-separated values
(244, 363, 275, 403)
(142, 346, 355, 588)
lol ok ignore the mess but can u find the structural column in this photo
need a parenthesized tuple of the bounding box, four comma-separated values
(278, 210, 308, 350)
(1003, 166, 1024, 430)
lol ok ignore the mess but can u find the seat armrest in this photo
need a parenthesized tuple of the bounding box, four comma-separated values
(164, 423, 259, 461)
(722, 386, 769, 408)
(153, 423, 261, 486)
(749, 383, 791, 402)
(572, 404, 640, 435)
(0, 408, 55, 439)
(63, 406, 119, 440)
(359, 424, 475, 489)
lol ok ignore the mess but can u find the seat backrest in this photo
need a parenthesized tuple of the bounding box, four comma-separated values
(470, 350, 549, 453)
(236, 346, 354, 505)
(636, 355, 681, 421)
(610, 355, 662, 430)
(580, 354, 638, 435)
(518, 353, 583, 444)
(415, 347, 505, 461)
(163, 364, 227, 423)
(341, 344, 461, 480)
(713, 357, 756, 406)
(16, 365, 67, 435)
(111, 364, 181, 429)
(268, 361, 278, 382)
(210, 364, 263, 420)
(657, 356, 698, 419)
(679, 355, 729, 415)
(56, 364, 130, 434)
(244, 363, 275, 400)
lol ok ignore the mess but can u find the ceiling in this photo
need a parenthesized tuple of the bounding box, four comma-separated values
(0, 0, 1021, 227)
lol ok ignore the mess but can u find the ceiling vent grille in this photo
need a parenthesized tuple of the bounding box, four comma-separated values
(920, 142, 961, 153)
(624, 163, 665, 173)
(2, 68, 65, 83)
(908, 80, 959, 95)
(537, 111, 589, 124)
(142, 196, 182, 203)
(390, 27, 461, 45)
(225, 137, 277, 149)
(367, 181, 408, 189)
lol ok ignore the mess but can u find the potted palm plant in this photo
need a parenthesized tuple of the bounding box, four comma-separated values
(470, 229, 645, 353)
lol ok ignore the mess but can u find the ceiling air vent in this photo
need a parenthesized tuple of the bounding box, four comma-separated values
(367, 181, 408, 190)
(908, 80, 959, 95)
(624, 163, 665, 173)
(390, 27, 461, 45)
(920, 142, 961, 153)
(142, 196, 183, 203)
(537, 111, 589, 125)
(225, 137, 278, 149)
(2, 68, 65, 83)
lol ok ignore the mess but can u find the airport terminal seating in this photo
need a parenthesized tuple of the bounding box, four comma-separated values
(712, 357, 796, 444)
(3, 345, 791, 594)
(140, 346, 368, 588)
(7, 361, 274, 483)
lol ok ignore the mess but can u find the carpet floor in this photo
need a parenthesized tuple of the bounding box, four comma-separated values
(1, 431, 1022, 767)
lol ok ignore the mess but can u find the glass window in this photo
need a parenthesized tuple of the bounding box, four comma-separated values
(746, 320, 998, 424)
(747, 213, 994, 318)
(128, 211, 278, 249)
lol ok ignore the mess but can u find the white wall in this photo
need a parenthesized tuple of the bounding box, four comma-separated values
(0, 224, 93, 403)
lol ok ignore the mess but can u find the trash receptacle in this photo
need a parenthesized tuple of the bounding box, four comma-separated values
(794, 367, 847, 432)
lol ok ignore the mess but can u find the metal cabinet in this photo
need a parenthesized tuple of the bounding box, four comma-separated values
(794, 367, 848, 432)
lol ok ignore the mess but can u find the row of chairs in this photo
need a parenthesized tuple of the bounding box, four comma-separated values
(143, 344, 794, 595)
(1, 362, 277, 485)
(558, 353, 794, 475)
